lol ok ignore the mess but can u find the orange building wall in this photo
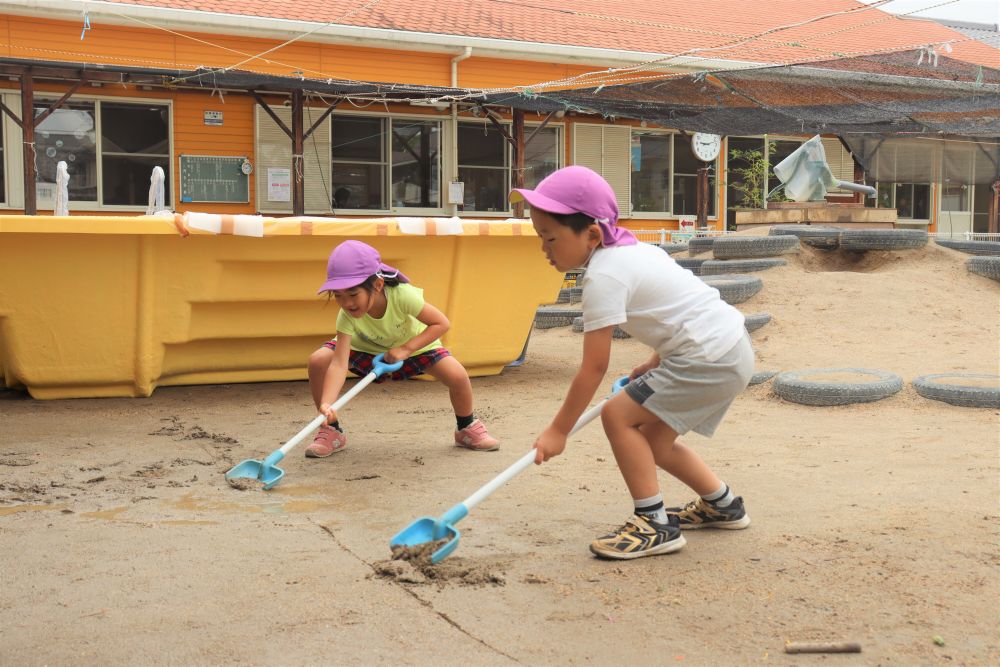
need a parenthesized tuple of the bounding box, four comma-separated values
(0, 12, 719, 228)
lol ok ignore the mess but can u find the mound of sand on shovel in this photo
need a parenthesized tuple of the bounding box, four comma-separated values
(729, 234, 999, 391)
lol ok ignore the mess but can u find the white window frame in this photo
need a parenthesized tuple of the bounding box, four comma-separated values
(863, 146, 934, 222)
(28, 92, 173, 212)
(452, 119, 564, 217)
(630, 129, 720, 221)
(325, 109, 447, 216)
(456, 118, 510, 215)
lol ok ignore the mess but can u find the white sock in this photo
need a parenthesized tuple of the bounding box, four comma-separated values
(702, 483, 734, 508)
(634, 493, 668, 523)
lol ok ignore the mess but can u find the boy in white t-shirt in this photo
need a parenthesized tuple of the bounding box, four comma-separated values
(510, 166, 754, 560)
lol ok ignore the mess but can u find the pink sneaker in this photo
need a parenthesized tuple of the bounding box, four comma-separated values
(454, 419, 500, 451)
(305, 424, 347, 458)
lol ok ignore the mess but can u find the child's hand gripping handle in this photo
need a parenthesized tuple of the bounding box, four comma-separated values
(274, 353, 403, 458)
(454, 376, 630, 516)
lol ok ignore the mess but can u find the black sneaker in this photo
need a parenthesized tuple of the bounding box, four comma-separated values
(666, 496, 750, 530)
(589, 513, 686, 560)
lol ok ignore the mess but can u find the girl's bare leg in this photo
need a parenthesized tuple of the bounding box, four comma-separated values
(307, 347, 335, 412)
(424, 356, 474, 416)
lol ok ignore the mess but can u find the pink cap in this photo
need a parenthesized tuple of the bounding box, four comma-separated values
(317, 240, 409, 293)
(510, 166, 636, 247)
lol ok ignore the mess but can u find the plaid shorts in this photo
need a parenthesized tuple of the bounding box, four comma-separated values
(321, 340, 452, 383)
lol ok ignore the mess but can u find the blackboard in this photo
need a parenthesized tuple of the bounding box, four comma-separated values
(179, 155, 250, 203)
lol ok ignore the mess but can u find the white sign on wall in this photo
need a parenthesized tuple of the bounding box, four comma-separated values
(267, 168, 291, 202)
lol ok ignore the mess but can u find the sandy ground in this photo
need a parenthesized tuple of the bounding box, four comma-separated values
(2, 241, 999, 665)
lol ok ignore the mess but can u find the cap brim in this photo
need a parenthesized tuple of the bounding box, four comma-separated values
(317, 274, 369, 293)
(509, 189, 577, 215)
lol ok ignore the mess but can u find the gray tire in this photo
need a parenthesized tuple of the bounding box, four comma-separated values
(534, 306, 582, 329)
(769, 224, 841, 250)
(912, 373, 1000, 408)
(688, 237, 716, 256)
(749, 370, 779, 386)
(612, 326, 631, 340)
(674, 258, 707, 275)
(773, 368, 903, 406)
(966, 256, 1000, 281)
(744, 312, 772, 333)
(569, 286, 584, 303)
(839, 229, 928, 251)
(658, 242, 688, 254)
(702, 274, 763, 304)
(555, 288, 571, 304)
(701, 258, 787, 275)
(572, 316, 584, 333)
(935, 239, 1000, 256)
(713, 235, 800, 259)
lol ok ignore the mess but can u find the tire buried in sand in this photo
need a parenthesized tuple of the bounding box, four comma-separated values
(534, 306, 582, 329)
(674, 257, 707, 275)
(912, 373, 1000, 408)
(769, 224, 841, 250)
(839, 229, 927, 251)
(772, 368, 903, 406)
(701, 258, 787, 275)
(688, 237, 716, 256)
(966, 256, 1000, 282)
(935, 239, 1000, 256)
(701, 273, 763, 304)
(712, 235, 800, 259)
(744, 312, 772, 333)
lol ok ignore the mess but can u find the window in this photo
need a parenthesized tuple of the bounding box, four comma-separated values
(33, 98, 170, 207)
(630, 132, 670, 213)
(454, 121, 561, 213)
(331, 116, 386, 210)
(865, 181, 930, 219)
(100, 103, 170, 206)
(523, 126, 561, 189)
(673, 134, 716, 217)
(863, 142, 932, 220)
(457, 122, 507, 212)
(391, 120, 440, 209)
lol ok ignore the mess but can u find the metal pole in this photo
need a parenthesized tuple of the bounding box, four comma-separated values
(21, 68, 36, 215)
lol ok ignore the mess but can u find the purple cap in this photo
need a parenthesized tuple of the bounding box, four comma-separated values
(509, 165, 637, 247)
(317, 240, 410, 293)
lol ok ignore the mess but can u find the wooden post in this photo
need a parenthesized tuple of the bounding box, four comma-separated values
(989, 180, 999, 234)
(290, 89, 304, 216)
(21, 68, 35, 215)
(512, 108, 525, 218)
(695, 166, 709, 228)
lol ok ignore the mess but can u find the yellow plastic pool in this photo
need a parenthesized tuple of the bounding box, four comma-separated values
(0, 215, 559, 399)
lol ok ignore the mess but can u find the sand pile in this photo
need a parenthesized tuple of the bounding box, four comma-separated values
(726, 239, 999, 382)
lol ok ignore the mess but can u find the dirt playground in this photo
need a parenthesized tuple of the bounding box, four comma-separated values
(1, 241, 998, 665)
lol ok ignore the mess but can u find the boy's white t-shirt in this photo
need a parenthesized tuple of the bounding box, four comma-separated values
(581, 242, 746, 361)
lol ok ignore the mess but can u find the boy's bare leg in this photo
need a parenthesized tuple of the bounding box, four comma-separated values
(424, 355, 474, 416)
(640, 420, 722, 497)
(601, 392, 721, 498)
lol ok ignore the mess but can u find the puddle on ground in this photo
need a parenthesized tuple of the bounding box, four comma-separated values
(81, 506, 129, 520)
(0, 503, 68, 516)
(167, 491, 337, 515)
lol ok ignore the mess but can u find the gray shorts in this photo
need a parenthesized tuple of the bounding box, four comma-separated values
(624, 334, 754, 437)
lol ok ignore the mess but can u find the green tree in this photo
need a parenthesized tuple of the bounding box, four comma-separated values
(728, 142, 788, 210)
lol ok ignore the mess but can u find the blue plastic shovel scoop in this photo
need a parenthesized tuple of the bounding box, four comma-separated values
(225, 354, 402, 490)
(390, 376, 629, 564)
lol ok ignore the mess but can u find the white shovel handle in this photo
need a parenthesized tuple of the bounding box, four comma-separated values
(461, 398, 609, 511)
(276, 372, 379, 456)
